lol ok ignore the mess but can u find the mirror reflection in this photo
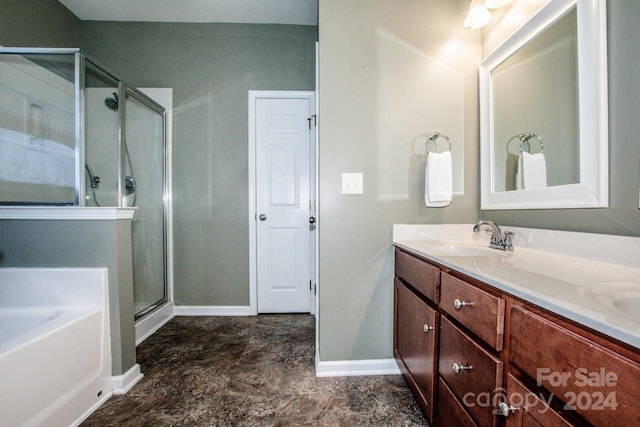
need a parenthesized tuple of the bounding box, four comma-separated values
(491, 7, 578, 192)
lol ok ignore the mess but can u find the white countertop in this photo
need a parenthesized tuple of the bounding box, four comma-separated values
(393, 224, 640, 350)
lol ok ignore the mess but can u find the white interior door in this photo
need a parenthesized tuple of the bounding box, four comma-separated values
(256, 97, 312, 313)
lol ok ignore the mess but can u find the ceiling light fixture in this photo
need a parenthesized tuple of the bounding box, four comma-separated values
(464, 0, 492, 30)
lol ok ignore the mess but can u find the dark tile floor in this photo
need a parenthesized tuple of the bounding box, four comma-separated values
(82, 315, 429, 426)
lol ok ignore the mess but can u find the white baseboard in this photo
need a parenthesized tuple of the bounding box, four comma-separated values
(174, 305, 252, 316)
(112, 363, 143, 395)
(135, 302, 175, 346)
(316, 358, 400, 377)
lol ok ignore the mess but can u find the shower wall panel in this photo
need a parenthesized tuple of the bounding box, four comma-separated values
(84, 88, 119, 206)
(0, 54, 76, 204)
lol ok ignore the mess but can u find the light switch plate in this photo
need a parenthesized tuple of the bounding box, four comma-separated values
(342, 173, 363, 194)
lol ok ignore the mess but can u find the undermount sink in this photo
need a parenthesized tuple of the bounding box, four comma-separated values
(581, 283, 640, 322)
(613, 298, 640, 322)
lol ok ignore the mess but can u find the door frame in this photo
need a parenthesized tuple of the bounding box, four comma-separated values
(248, 90, 317, 315)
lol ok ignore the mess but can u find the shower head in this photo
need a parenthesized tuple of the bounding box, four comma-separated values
(104, 92, 119, 111)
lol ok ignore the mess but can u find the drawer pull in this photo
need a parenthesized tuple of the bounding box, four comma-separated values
(452, 363, 472, 374)
(454, 298, 472, 310)
(423, 324, 434, 333)
(497, 402, 520, 418)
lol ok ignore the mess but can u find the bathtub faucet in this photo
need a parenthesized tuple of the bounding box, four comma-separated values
(473, 220, 514, 251)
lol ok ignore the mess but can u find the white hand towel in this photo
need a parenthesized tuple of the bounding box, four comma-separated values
(522, 151, 547, 189)
(424, 151, 452, 207)
(515, 153, 524, 190)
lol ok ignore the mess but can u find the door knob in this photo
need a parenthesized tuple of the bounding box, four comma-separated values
(454, 298, 472, 310)
(497, 402, 520, 418)
(309, 216, 316, 224)
(259, 214, 267, 221)
(453, 363, 472, 374)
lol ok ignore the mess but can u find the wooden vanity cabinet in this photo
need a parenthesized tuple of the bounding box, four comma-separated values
(393, 247, 640, 427)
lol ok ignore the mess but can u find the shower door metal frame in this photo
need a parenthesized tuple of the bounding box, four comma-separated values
(123, 85, 170, 320)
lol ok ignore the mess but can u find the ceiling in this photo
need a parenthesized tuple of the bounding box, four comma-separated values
(58, 0, 318, 25)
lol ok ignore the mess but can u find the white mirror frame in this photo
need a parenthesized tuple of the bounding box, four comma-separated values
(480, 0, 608, 210)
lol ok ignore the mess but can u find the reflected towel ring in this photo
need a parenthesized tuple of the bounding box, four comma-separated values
(426, 132, 452, 154)
(506, 133, 544, 155)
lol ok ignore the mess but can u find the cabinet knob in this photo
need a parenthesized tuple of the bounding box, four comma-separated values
(497, 402, 520, 418)
(423, 324, 434, 333)
(454, 298, 472, 310)
(452, 363, 472, 374)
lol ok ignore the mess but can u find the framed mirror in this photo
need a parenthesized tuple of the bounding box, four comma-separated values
(480, 0, 608, 209)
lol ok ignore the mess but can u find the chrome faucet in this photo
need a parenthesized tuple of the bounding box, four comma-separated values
(473, 220, 514, 251)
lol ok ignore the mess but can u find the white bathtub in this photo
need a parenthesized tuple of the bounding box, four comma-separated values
(0, 268, 112, 427)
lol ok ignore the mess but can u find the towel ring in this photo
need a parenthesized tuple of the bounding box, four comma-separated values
(426, 132, 451, 154)
(506, 133, 544, 155)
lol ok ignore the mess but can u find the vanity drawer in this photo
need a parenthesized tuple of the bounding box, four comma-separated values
(440, 273, 505, 351)
(439, 317, 503, 427)
(437, 377, 478, 427)
(395, 248, 439, 302)
(510, 306, 640, 427)
(504, 374, 572, 427)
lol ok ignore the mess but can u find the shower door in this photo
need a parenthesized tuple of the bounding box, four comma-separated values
(124, 91, 167, 319)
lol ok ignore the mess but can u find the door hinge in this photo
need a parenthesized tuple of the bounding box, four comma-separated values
(307, 114, 317, 129)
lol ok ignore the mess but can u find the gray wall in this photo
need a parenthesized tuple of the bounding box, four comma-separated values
(0, 220, 136, 376)
(481, 0, 640, 237)
(317, 0, 480, 361)
(0, 0, 80, 47)
(80, 22, 317, 306)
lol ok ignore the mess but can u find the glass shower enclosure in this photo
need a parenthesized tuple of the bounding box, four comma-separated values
(0, 48, 169, 321)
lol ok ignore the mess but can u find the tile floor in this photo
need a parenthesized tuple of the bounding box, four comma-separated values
(81, 314, 429, 426)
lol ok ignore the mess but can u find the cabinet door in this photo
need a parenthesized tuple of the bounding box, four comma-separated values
(503, 374, 572, 427)
(394, 279, 438, 422)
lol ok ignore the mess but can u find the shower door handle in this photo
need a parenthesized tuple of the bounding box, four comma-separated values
(259, 214, 267, 221)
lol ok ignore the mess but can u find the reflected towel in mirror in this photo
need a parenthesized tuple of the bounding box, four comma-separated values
(516, 151, 547, 189)
(424, 151, 452, 207)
